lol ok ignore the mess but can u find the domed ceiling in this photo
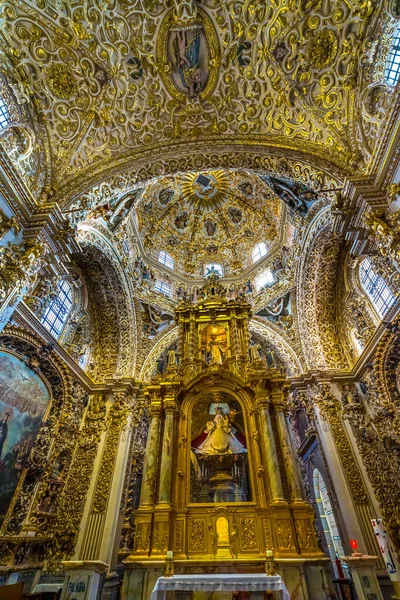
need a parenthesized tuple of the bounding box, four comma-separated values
(134, 170, 283, 277)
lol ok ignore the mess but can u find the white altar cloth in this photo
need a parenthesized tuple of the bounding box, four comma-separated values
(150, 574, 290, 600)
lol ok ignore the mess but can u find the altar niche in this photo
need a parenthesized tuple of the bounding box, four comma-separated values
(200, 323, 230, 365)
(190, 392, 251, 503)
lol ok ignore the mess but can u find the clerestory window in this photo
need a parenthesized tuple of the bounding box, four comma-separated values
(252, 242, 268, 263)
(360, 258, 396, 317)
(385, 26, 400, 85)
(158, 250, 174, 270)
(41, 279, 73, 338)
(0, 98, 10, 129)
(154, 280, 172, 297)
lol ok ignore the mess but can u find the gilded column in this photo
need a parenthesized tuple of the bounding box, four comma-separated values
(255, 386, 286, 504)
(139, 387, 162, 507)
(177, 316, 185, 361)
(158, 387, 178, 505)
(230, 314, 240, 356)
(272, 382, 304, 503)
(189, 316, 196, 359)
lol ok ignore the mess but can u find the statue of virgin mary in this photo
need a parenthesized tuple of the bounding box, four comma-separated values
(193, 407, 247, 455)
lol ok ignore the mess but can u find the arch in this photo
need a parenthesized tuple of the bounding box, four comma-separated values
(296, 211, 348, 371)
(139, 325, 179, 381)
(249, 317, 304, 376)
(60, 151, 342, 212)
(76, 224, 136, 380)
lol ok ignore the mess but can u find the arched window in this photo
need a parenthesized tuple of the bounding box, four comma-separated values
(360, 258, 395, 317)
(0, 98, 10, 129)
(41, 280, 73, 338)
(255, 268, 274, 291)
(385, 26, 400, 85)
(158, 250, 174, 270)
(154, 279, 172, 297)
(204, 263, 223, 278)
(252, 242, 267, 263)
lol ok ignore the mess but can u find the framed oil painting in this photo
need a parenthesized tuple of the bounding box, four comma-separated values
(0, 351, 51, 525)
(157, 8, 220, 103)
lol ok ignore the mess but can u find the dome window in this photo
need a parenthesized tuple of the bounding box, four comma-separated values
(204, 263, 223, 278)
(158, 250, 174, 270)
(0, 98, 10, 129)
(252, 242, 267, 263)
(385, 27, 400, 85)
(154, 280, 172, 297)
(360, 258, 395, 317)
(41, 279, 73, 338)
(255, 269, 274, 291)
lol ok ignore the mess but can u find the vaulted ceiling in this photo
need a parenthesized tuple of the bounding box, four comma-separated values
(0, 0, 396, 204)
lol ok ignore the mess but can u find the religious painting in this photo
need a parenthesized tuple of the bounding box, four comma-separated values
(0, 351, 51, 525)
(158, 188, 175, 206)
(190, 393, 251, 503)
(204, 218, 217, 237)
(227, 207, 242, 224)
(157, 8, 220, 102)
(174, 212, 188, 230)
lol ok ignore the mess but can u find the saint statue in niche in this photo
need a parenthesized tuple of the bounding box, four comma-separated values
(200, 324, 229, 365)
(190, 395, 251, 503)
(195, 406, 247, 455)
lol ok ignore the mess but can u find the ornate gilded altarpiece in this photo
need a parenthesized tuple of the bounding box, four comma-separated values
(125, 277, 326, 591)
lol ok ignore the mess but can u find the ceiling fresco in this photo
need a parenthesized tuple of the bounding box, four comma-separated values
(0, 0, 395, 199)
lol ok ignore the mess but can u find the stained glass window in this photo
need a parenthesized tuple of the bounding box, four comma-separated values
(360, 258, 396, 317)
(158, 250, 174, 270)
(41, 280, 73, 338)
(385, 27, 400, 85)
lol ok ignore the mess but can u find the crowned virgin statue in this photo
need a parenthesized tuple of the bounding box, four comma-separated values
(193, 407, 247, 455)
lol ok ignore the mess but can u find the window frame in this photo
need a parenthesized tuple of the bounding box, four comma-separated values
(385, 27, 400, 86)
(359, 258, 396, 317)
(154, 279, 172, 297)
(255, 268, 274, 291)
(252, 242, 268, 264)
(0, 97, 10, 130)
(41, 279, 74, 339)
(158, 250, 175, 270)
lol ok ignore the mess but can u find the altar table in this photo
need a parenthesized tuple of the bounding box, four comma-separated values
(150, 574, 290, 600)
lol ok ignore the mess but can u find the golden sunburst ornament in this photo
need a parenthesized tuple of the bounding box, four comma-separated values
(180, 170, 231, 211)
